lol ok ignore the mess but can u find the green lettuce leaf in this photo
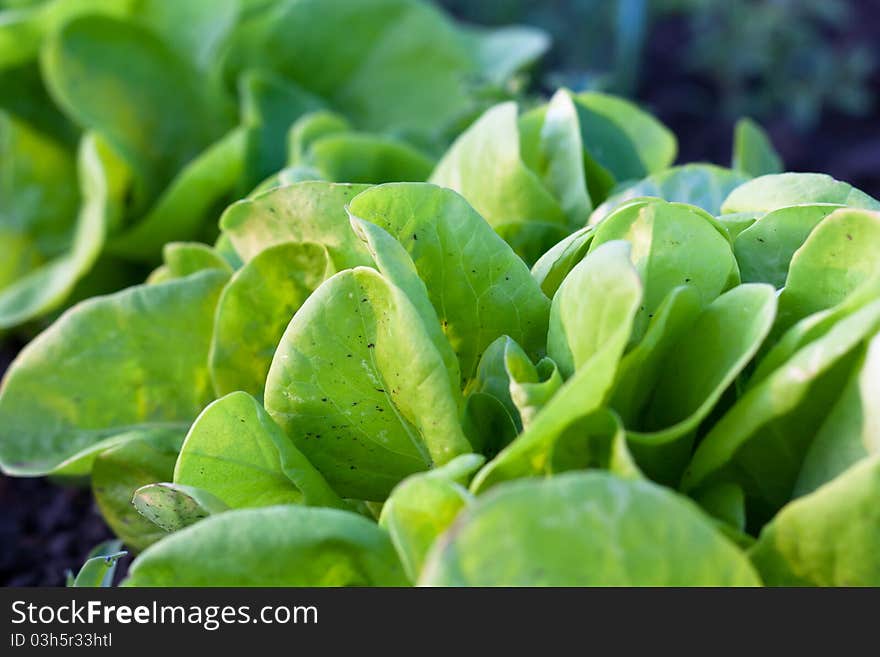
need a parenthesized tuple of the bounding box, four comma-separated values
(473, 241, 642, 492)
(0, 270, 228, 476)
(348, 183, 551, 386)
(220, 181, 372, 266)
(210, 241, 333, 398)
(422, 472, 760, 586)
(264, 267, 470, 501)
(92, 428, 184, 552)
(379, 453, 483, 583)
(732, 118, 782, 177)
(750, 454, 880, 586)
(124, 505, 409, 586)
(174, 391, 344, 510)
(721, 173, 880, 215)
(591, 165, 750, 225)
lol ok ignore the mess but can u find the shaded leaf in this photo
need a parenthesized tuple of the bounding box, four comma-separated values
(92, 428, 183, 552)
(132, 482, 228, 533)
(124, 505, 409, 586)
(732, 118, 782, 177)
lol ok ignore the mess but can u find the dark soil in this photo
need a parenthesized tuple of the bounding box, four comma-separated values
(638, 10, 880, 199)
(0, 477, 122, 586)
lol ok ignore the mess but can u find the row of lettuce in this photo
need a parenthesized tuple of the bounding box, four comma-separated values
(3, 154, 879, 585)
(0, 0, 546, 330)
(3, 1, 880, 587)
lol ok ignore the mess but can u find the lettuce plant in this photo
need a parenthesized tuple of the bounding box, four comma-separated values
(0, 0, 546, 331)
(429, 88, 677, 262)
(2, 67, 880, 585)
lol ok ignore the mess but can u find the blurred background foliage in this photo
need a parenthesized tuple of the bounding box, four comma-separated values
(666, 0, 874, 126)
(4, 0, 877, 207)
(442, 0, 649, 95)
(4, 0, 877, 131)
(440, 0, 875, 127)
(440, 0, 880, 199)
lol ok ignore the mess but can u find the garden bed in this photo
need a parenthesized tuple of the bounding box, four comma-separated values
(2, 1, 879, 586)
